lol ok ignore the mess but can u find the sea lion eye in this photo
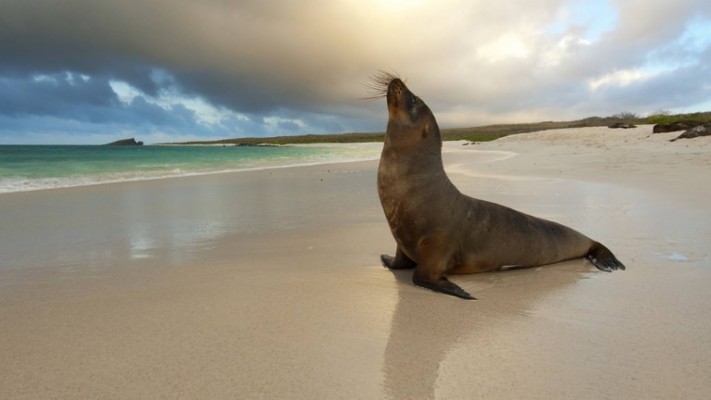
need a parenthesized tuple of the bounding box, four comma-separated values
(409, 94, 418, 108)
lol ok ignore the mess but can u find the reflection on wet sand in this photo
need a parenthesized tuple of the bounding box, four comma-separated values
(382, 262, 589, 399)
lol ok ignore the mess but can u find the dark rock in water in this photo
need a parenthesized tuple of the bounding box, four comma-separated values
(653, 121, 703, 133)
(106, 138, 143, 146)
(608, 122, 636, 129)
(670, 123, 711, 142)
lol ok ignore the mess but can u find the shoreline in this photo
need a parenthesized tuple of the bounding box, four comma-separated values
(0, 143, 383, 194)
(0, 157, 379, 195)
(4, 124, 709, 195)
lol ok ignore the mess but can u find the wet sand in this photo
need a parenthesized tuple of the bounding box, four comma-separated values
(1, 125, 710, 399)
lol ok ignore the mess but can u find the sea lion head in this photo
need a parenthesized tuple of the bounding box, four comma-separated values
(370, 72, 440, 144)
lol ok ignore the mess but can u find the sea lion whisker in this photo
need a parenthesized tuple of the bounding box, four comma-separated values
(361, 70, 403, 99)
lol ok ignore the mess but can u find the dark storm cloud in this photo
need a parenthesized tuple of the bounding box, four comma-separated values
(0, 72, 189, 127)
(0, 72, 254, 143)
(0, 0, 365, 115)
(0, 73, 117, 117)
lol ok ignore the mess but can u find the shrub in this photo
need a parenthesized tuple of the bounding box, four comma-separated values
(610, 111, 639, 120)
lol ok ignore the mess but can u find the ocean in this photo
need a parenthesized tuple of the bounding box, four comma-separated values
(0, 143, 382, 193)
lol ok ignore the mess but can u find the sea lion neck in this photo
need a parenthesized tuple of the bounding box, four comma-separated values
(384, 116, 442, 155)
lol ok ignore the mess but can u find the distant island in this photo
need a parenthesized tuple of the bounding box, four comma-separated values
(106, 138, 143, 146)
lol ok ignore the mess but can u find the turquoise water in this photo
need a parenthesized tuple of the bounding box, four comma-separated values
(0, 144, 381, 193)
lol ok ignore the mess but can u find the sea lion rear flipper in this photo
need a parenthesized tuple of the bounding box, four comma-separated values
(412, 275, 476, 300)
(587, 242, 626, 272)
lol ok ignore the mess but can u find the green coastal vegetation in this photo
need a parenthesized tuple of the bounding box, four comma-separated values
(169, 111, 711, 145)
(645, 110, 711, 125)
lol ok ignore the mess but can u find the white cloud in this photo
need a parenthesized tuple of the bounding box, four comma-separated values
(32, 74, 59, 84)
(547, 0, 618, 41)
(263, 116, 307, 134)
(110, 80, 142, 103)
(540, 35, 592, 68)
(109, 79, 250, 126)
(588, 69, 653, 91)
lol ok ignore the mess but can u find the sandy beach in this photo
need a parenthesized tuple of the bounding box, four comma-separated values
(1, 125, 709, 399)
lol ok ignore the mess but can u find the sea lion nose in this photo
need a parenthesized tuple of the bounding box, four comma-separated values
(386, 82, 402, 105)
(388, 78, 404, 92)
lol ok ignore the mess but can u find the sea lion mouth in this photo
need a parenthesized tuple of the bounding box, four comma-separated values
(366, 71, 423, 125)
(387, 79, 405, 108)
(366, 71, 408, 109)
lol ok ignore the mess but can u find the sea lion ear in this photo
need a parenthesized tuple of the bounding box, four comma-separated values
(422, 124, 429, 139)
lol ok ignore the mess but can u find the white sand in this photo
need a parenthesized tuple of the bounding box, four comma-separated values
(1, 126, 709, 399)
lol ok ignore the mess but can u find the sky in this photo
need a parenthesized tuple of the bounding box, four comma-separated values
(1, 0, 710, 144)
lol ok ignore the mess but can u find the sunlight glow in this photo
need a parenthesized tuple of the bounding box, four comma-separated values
(477, 33, 531, 62)
(371, 0, 426, 10)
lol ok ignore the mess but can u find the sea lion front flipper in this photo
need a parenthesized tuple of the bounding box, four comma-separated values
(412, 275, 476, 300)
(381, 247, 417, 270)
(411, 235, 476, 300)
(587, 242, 626, 272)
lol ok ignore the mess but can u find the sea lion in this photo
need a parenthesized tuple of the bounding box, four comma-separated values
(374, 73, 625, 300)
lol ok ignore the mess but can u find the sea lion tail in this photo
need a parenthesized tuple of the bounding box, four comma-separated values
(586, 242, 626, 272)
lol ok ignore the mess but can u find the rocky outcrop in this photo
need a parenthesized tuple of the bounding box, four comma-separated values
(608, 122, 636, 129)
(106, 138, 144, 146)
(670, 123, 711, 142)
(652, 121, 703, 133)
